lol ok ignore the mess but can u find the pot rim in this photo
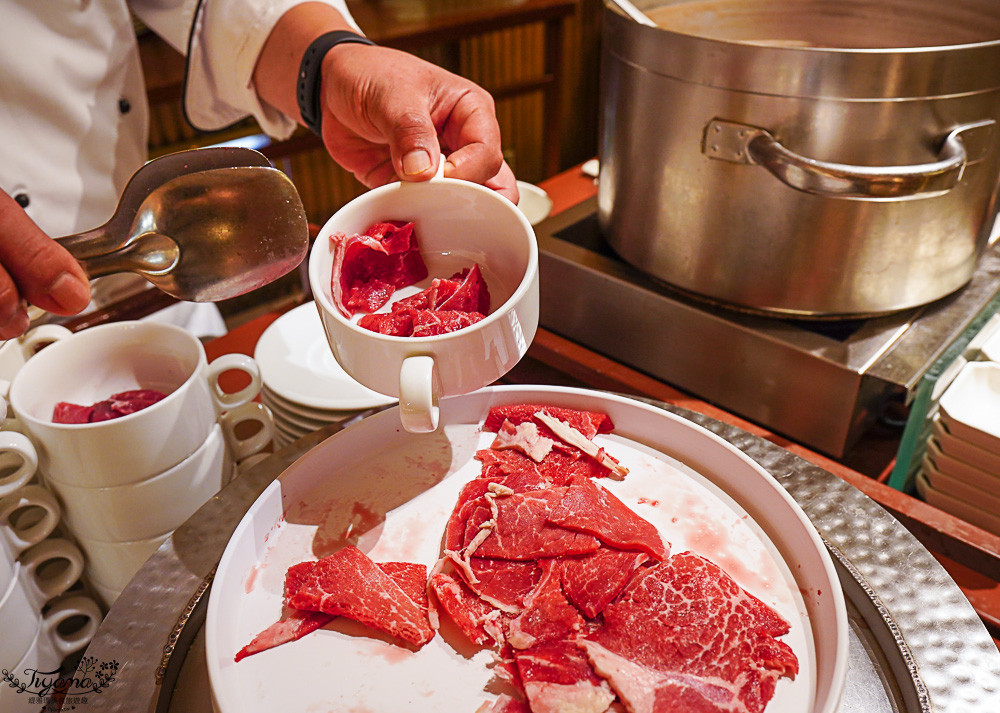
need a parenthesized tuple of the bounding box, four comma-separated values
(605, 2, 1000, 100)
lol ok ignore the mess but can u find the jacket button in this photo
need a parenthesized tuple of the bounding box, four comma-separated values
(13, 193, 29, 208)
(118, 97, 131, 114)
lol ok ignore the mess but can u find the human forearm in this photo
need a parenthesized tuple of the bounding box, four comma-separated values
(252, 2, 357, 126)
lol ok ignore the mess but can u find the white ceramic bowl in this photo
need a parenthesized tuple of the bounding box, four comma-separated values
(515, 181, 553, 225)
(922, 450, 1000, 513)
(308, 173, 539, 433)
(916, 471, 1000, 536)
(9, 321, 261, 486)
(931, 415, 1000, 477)
(77, 530, 170, 592)
(47, 423, 231, 542)
(938, 362, 1000, 454)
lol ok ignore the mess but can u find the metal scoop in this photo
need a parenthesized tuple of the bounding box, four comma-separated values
(56, 147, 309, 302)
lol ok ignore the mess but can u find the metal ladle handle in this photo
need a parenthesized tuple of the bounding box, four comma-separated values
(704, 118, 996, 201)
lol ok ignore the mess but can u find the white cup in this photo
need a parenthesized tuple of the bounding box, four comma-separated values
(46, 423, 233, 542)
(0, 530, 75, 599)
(77, 530, 170, 592)
(0, 595, 102, 712)
(0, 431, 38, 499)
(308, 170, 539, 433)
(0, 564, 101, 670)
(219, 401, 275, 463)
(0, 324, 73, 399)
(7, 538, 85, 606)
(8, 321, 262, 487)
(0, 484, 61, 554)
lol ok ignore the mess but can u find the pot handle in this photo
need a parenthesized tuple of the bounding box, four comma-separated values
(703, 118, 995, 201)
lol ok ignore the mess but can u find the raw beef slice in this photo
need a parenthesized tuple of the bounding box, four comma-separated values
(429, 571, 506, 647)
(331, 220, 428, 316)
(235, 558, 430, 660)
(547, 476, 667, 560)
(483, 405, 615, 439)
(560, 548, 649, 618)
(582, 552, 799, 713)
(505, 559, 585, 650)
(53, 389, 168, 424)
(514, 641, 616, 713)
(462, 490, 601, 560)
(286, 546, 434, 647)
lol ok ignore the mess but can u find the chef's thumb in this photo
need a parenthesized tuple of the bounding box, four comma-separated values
(385, 105, 443, 183)
(0, 190, 91, 316)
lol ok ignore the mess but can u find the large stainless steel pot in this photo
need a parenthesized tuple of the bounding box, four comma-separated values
(599, 0, 1000, 316)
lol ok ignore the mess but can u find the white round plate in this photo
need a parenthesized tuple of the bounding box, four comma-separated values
(206, 386, 847, 713)
(272, 417, 308, 441)
(515, 181, 553, 226)
(260, 391, 344, 432)
(254, 303, 397, 411)
(260, 385, 358, 422)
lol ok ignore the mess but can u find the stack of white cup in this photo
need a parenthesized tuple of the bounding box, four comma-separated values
(0, 465, 102, 712)
(7, 321, 275, 606)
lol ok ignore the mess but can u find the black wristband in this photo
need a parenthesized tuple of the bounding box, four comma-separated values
(297, 30, 376, 136)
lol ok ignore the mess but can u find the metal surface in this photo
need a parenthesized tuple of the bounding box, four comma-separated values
(704, 119, 995, 201)
(536, 199, 1000, 456)
(57, 148, 309, 303)
(599, 0, 1000, 316)
(75, 397, 1000, 712)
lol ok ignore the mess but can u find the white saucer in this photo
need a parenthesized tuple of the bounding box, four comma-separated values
(261, 391, 347, 435)
(254, 303, 397, 411)
(260, 385, 358, 421)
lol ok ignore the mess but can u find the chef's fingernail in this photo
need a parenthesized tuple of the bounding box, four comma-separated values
(402, 150, 431, 176)
(49, 271, 90, 311)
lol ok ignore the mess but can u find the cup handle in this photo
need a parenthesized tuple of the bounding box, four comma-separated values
(206, 353, 262, 411)
(40, 595, 103, 657)
(0, 430, 37, 498)
(0, 484, 59, 553)
(399, 355, 439, 433)
(219, 402, 275, 462)
(19, 538, 85, 604)
(18, 324, 72, 362)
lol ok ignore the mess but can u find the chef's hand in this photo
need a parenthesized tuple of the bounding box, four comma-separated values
(0, 190, 91, 339)
(317, 44, 518, 203)
(253, 3, 518, 204)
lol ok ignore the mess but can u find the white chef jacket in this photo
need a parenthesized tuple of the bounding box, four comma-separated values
(0, 0, 358, 336)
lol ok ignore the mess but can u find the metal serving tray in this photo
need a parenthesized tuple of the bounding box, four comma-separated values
(78, 400, 1000, 712)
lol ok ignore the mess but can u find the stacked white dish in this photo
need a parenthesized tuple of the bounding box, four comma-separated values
(919, 360, 1000, 535)
(254, 302, 396, 447)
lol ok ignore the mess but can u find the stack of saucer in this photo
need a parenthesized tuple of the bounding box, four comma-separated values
(919, 361, 1000, 535)
(254, 302, 396, 447)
